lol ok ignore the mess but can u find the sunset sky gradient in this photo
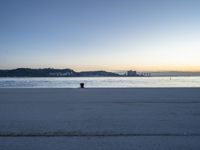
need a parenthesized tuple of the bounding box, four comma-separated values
(1, 0, 200, 71)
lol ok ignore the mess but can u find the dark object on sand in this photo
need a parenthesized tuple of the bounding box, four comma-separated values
(80, 83, 84, 88)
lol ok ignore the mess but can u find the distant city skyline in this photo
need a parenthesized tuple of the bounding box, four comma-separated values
(1, 0, 200, 71)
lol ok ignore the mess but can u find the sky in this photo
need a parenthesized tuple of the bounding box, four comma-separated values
(0, 0, 200, 71)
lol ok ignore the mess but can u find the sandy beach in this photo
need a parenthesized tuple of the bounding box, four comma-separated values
(0, 88, 200, 150)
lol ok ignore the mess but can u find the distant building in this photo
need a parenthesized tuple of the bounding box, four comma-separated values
(127, 70, 137, 76)
(49, 72, 62, 77)
(49, 72, 73, 77)
(62, 72, 73, 76)
(137, 72, 151, 77)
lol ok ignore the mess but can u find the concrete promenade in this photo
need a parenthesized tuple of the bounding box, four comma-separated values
(0, 88, 200, 150)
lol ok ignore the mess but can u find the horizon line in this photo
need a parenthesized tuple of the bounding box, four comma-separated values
(1, 67, 200, 73)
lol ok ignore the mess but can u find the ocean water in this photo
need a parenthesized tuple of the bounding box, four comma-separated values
(0, 77, 200, 88)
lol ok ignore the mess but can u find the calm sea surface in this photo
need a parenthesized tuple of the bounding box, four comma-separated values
(0, 77, 200, 88)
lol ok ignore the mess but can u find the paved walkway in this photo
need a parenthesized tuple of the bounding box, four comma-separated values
(0, 88, 200, 150)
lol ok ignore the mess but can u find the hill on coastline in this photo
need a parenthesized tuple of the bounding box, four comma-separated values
(0, 68, 120, 77)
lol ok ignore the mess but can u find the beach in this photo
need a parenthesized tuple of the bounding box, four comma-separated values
(0, 88, 200, 149)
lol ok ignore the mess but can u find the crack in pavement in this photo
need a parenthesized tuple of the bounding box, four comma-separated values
(0, 132, 200, 137)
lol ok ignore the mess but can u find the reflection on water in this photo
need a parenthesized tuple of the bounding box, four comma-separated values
(0, 77, 200, 88)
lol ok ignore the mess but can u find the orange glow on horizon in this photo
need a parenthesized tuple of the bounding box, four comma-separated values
(60, 64, 200, 72)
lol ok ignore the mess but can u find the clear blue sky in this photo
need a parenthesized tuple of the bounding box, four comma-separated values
(1, 0, 200, 71)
